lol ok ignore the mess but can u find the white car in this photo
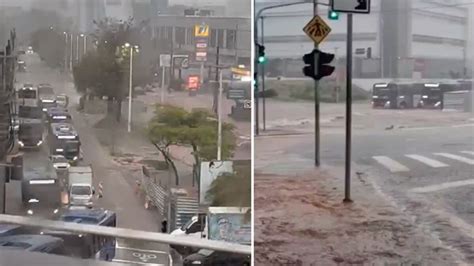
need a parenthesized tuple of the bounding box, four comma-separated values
(50, 155, 70, 170)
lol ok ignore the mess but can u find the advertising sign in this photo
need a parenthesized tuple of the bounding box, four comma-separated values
(188, 75, 200, 90)
(199, 161, 233, 204)
(208, 209, 251, 245)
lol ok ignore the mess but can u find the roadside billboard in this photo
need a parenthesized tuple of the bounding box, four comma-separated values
(208, 207, 251, 245)
(199, 161, 233, 204)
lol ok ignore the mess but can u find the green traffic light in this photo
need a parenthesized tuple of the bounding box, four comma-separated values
(328, 10, 339, 20)
(258, 56, 266, 64)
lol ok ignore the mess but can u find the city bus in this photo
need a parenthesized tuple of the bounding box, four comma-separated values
(418, 83, 442, 109)
(371, 82, 421, 109)
(16, 86, 39, 109)
(42, 208, 117, 259)
(21, 167, 62, 220)
(48, 123, 80, 164)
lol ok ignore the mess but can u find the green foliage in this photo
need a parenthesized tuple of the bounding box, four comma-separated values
(147, 105, 237, 186)
(30, 28, 66, 68)
(205, 169, 251, 207)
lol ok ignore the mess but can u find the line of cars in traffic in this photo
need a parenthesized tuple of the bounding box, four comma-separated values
(1, 81, 129, 263)
(371, 80, 472, 109)
(6, 79, 176, 265)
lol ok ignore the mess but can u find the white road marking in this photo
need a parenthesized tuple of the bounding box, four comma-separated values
(430, 208, 474, 240)
(410, 179, 474, 193)
(434, 153, 474, 165)
(372, 156, 410, 172)
(460, 151, 474, 156)
(404, 154, 449, 168)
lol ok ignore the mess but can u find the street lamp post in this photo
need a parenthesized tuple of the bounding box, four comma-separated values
(69, 34, 73, 71)
(82, 34, 87, 56)
(217, 69, 223, 160)
(124, 43, 139, 133)
(63, 32, 67, 73)
(76, 35, 79, 63)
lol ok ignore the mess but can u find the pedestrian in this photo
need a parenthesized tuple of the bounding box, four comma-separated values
(135, 179, 141, 195)
(97, 182, 104, 198)
(161, 219, 168, 233)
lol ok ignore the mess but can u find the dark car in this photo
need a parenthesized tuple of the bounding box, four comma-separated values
(183, 249, 251, 266)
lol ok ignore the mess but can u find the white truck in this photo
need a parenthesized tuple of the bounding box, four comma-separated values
(67, 166, 95, 207)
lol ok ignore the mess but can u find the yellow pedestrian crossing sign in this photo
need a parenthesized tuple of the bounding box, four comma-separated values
(303, 15, 332, 45)
(194, 24, 209, 37)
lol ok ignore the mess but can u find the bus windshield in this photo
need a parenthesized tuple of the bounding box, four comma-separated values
(18, 89, 37, 99)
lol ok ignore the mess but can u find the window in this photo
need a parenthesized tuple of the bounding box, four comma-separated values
(186, 27, 194, 45)
(175, 27, 185, 45)
(226, 30, 236, 49)
(186, 221, 202, 234)
(217, 29, 225, 48)
(210, 29, 217, 47)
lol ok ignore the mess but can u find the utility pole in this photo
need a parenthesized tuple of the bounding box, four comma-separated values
(127, 46, 134, 133)
(261, 16, 266, 131)
(334, 47, 339, 103)
(313, 0, 320, 167)
(69, 34, 73, 71)
(213, 46, 220, 115)
(217, 69, 223, 161)
(344, 14, 353, 203)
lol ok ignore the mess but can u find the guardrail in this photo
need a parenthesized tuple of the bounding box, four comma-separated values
(0, 214, 251, 255)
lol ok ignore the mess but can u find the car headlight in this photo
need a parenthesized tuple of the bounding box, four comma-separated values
(37, 140, 43, 146)
(42, 108, 47, 111)
(18, 141, 24, 147)
(192, 261, 202, 265)
(27, 210, 33, 215)
(53, 209, 59, 214)
(78, 234, 83, 238)
(73, 156, 78, 161)
(422, 95, 428, 99)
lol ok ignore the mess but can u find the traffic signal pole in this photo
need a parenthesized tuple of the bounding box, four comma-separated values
(313, 0, 320, 167)
(344, 14, 353, 203)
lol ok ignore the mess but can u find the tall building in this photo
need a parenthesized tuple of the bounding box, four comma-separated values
(259, 0, 470, 78)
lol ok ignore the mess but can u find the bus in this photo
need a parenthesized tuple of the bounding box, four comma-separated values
(418, 83, 442, 109)
(371, 82, 421, 109)
(48, 123, 80, 164)
(16, 86, 39, 109)
(17, 105, 44, 149)
(21, 167, 62, 220)
(42, 208, 117, 259)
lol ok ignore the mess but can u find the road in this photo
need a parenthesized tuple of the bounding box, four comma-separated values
(256, 100, 474, 262)
(10, 53, 178, 263)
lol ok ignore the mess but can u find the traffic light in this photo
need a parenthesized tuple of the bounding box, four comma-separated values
(302, 49, 335, 80)
(328, 10, 339, 20)
(257, 44, 266, 64)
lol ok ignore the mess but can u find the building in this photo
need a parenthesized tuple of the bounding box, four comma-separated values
(258, 0, 471, 79)
(146, 14, 251, 82)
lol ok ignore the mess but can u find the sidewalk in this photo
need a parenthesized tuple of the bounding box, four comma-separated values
(254, 168, 465, 265)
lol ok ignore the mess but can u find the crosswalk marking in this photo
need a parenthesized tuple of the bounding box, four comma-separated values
(372, 156, 410, 172)
(460, 151, 474, 156)
(434, 153, 474, 165)
(410, 179, 474, 193)
(404, 154, 448, 168)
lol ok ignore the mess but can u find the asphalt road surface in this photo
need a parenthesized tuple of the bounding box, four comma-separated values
(256, 107, 474, 261)
(10, 53, 178, 264)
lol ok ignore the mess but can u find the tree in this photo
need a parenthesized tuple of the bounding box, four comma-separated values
(30, 28, 66, 68)
(147, 105, 236, 186)
(205, 169, 251, 207)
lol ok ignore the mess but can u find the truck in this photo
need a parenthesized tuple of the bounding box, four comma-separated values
(170, 207, 251, 256)
(67, 166, 94, 208)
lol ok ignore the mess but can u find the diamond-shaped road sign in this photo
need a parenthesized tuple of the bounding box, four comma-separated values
(303, 15, 332, 45)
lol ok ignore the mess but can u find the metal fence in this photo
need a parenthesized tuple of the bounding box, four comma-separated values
(142, 165, 168, 217)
